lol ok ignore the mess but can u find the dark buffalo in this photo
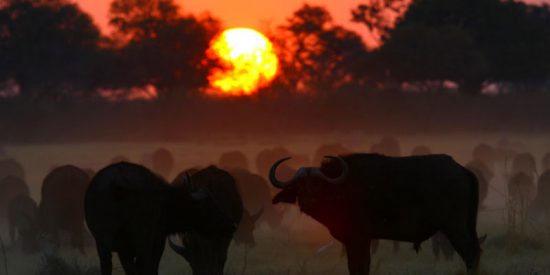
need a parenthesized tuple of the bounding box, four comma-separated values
(86, 163, 238, 275)
(0, 176, 29, 220)
(39, 165, 90, 252)
(7, 194, 39, 253)
(528, 170, 550, 221)
(270, 154, 483, 275)
(410, 147, 455, 260)
(169, 166, 243, 275)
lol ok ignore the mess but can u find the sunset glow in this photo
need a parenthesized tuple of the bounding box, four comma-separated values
(207, 28, 278, 96)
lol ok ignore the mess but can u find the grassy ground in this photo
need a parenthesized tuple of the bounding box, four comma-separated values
(2, 133, 550, 274)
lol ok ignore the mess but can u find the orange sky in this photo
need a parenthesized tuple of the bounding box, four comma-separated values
(78, 0, 550, 44)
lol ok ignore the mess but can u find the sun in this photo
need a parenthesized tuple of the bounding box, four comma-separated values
(207, 28, 278, 96)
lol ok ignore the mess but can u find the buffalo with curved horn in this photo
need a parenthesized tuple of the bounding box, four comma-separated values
(85, 162, 238, 275)
(270, 154, 483, 275)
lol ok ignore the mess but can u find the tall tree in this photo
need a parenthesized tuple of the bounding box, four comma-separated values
(107, 0, 221, 98)
(0, 0, 102, 101)
(273, 4, 368, 93)
(382, 0, 550, 93)
(351, 0, 410, 47)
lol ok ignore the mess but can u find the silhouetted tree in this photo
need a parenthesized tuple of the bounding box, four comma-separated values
(351, 0, 409, 46)
(368, 25, 487, 92)
(106, 0, 221, 98)
(383, 0, 550, 94)
(273, 4, 368, 93)
(0, 0, 102, 101)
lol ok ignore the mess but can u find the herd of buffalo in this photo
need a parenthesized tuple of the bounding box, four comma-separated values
(0, 137, 549, 275)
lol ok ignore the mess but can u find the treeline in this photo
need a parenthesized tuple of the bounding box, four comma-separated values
(1, 0, 550, 102)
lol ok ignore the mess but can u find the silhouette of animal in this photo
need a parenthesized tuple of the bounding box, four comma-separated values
(511, 152, 537, 178)
(230, 168, 284, 228)
(528, 170, 550, 221)
(219, 151, 250, 171)
(39, 165, 90, 252)
(0, 176, 29, 220)
(169, 166, 243, 275)
(7, 194, 39, 253)
(0, 158, 25, 181)
(270, 154, 483, 275)
(151, 148, 175, 179)
(85, 162, 237, 275)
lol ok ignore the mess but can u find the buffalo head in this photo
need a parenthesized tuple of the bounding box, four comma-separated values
(269, 156, 349, 209)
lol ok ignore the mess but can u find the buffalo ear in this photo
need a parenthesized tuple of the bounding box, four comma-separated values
(272, 188, 297, 204)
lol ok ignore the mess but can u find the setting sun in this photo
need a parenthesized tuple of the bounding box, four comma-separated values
(207, 28, 278, 96)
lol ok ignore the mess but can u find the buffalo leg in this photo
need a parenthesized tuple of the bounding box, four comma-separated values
(96, 244, 113, 275)
(8, 223, 15, 246)
(443, 230, 481, 275)
(136, 237, 165, 275)
(345, 239, 371, 275)
(118, 250, 137, 275)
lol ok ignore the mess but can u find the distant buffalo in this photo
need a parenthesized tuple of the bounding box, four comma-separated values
(8, 194, 39, 253)
(472, 143, 496, 169)
(0, 158, 25, 181)
(219, 151, 250, 171)
(270, 154, 483, 275)
(152, 148, 175, 179)
(529, 170, 550, 221)
(86, 163, 237, 275)
(370, 136, 401, 157)
(230, 168, 284, 229)
(39, 165, 90, 252)
(0, 176, 29, 219)
(511, 152, 537, 178)
(465, 160, 491, 207)
(410, 145, 431, 156)
(169, 166, 243, 274)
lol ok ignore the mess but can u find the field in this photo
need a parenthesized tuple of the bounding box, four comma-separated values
(1, 132, 550, 274)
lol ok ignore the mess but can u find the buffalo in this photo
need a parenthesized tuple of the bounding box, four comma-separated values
(410, 146, 431, 156)
(270, 154, 483, 275)
(529, 170, 550, 221)
(86, 163, 238, 275)
(0, 176, 29, 220)
(39, 165, 90, 252)
(0, 158, 25, 181)
(465, 160, 491, 207)
(151, 148, 175, 179)
(542, 152, 550, 172)
(219, 151, 250, 171)
(230, 168, 283, 229)
(472, 143, 496, 169)
(7, 194, 39, 253)
(169, 166, 243, 275)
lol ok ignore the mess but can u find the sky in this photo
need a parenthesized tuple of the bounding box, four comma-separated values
(78, 0, 550, 43)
